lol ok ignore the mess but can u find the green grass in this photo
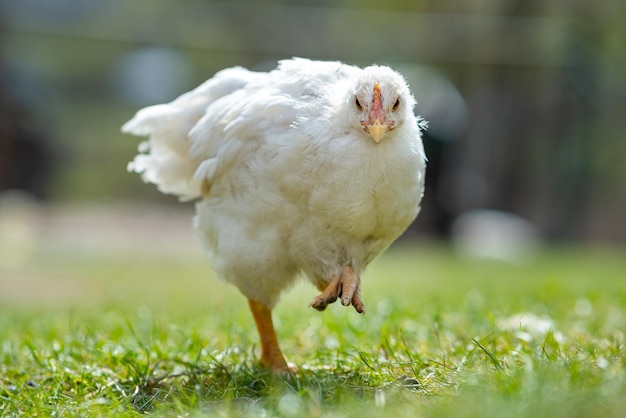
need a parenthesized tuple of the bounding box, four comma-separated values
(1, 244, 625, 417)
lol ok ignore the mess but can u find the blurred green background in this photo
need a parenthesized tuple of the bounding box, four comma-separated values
(0, 0, 625, 245)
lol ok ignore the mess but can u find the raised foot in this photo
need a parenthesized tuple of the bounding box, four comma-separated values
(309, 266, 365, 314)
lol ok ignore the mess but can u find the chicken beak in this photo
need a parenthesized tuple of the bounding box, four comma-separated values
(368, 121, 387, 143)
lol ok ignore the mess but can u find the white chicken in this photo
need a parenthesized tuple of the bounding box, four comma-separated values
(123, 57, 426, 372)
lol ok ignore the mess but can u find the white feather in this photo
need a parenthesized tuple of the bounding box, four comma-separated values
(123, 57, 427, 308)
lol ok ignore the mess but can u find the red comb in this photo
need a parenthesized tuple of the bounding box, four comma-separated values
(371, 83, 384, 120)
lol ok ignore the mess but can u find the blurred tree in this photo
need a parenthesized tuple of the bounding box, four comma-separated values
(0, 19, 58, 199)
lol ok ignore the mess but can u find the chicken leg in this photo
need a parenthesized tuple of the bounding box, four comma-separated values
(248, 299, 289, 373)
(309, 265, 365, 314)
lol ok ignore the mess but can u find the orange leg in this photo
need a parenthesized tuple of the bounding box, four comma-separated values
(248, 299, 289, 373)
(309, 266, 365, 314)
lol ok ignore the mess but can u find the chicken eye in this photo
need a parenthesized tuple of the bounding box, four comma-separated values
(392, 98, 400, 111)
(355, 97, 363, 111)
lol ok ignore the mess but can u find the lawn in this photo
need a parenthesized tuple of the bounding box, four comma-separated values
(1, 234, 625, 417)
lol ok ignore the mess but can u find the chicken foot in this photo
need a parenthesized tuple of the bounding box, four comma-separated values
(248, 299, 289, 373)
(309, 266, 365, 314)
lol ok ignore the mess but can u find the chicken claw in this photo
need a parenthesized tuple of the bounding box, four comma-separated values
(309, 266, 365, 314)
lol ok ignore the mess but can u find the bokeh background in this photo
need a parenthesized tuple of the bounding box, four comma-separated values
(1, 0, 625, 269)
